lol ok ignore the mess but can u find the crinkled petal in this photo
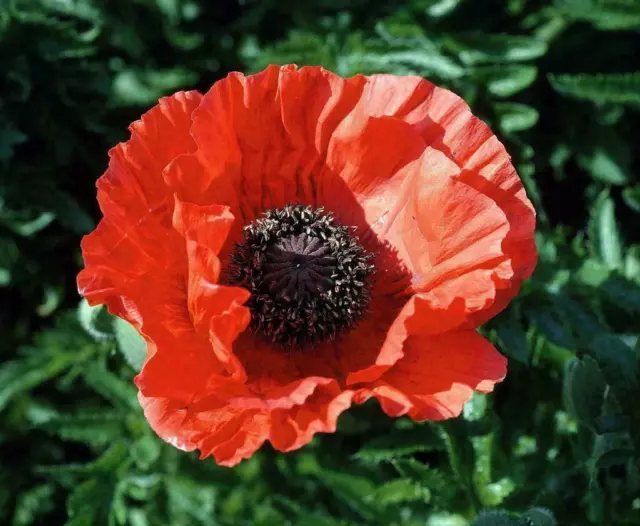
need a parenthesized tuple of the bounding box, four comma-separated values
(171, 198, 251, 381)
(269, 387, 354, 452)
(172, 198, 250, 333)
(357, 330, 507, 420)
(138, 394, 197, 452)
(364, 78, 537, 325)
(135, 330, 228, 402)
(78, 90, 202, 326)
(321, 72, 535, 327)
(139, 381, 354, 466)
(96, 91, 202, 220)
(139, 392, 267, 467)
(195, 408, 269, 466)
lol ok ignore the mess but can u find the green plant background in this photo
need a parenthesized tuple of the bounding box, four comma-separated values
(1, 0, 639, 525)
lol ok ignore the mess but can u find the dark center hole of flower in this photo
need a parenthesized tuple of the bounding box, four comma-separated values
(228, 204, 375, 349)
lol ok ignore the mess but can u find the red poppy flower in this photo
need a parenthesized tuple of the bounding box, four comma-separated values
(78, 65, 537, 466)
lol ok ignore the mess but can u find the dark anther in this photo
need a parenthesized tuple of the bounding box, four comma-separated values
(228, 204, 375, 348)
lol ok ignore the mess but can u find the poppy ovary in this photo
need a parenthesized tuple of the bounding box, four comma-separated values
(263, 233, 337, 300)
(229, 204, 375, 349)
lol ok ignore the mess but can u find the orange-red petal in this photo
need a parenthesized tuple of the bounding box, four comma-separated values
(78, 91, 202, 324)
(356, 330, 507, 420)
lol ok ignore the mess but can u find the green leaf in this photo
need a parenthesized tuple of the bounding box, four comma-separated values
(495, 103, 539, 133)
(427, 514, 468, 526)
(518, 160, 546, 224)
(113, 317, 147, 372)
(527, 308, 575, 350)
(65, 464, 126, 526)
(36, 286, 63, 317)
(350, 49, 465, 79)
(472, 65, 537, 97)
(0, 266, 10, 286)
(471, 510, 527, 526)
(391, 459, 458, 505)
(596, 413, 631, 434)
(90, 441, 131, 473)
(316, 470, 378, 521)
(588, 190, 623, 269)
(40, 410, 127, 447)
(444, 33, 547, 65)
(370, 478, 430, 506)
(131, 436, 161, 469)
(64, 511, 95, 526)
(0, 211, 55, 237)
(439, 420, 481, 513)
(574, 260, 640, 313)
(0, 351, 81, 412)
(66, 480, 104, 524)
(166, 477, 217, 524)
(241, 31, 339, 74)
(463, 393, 488, 422)
(77, 300, 114, 342)
(577, 145, 629, 185)
(555, 0, 640, 30)
(584, 334, 640, 449)
(353, 423, 443, 463)
(549, 144, 572, 180)
(83, 362, 138, 410)
(625, 246, 640, 281)
(589, 431, 633, 479)
(43, 189, 95, 234)
(522, 508, 557, 526)
(471, 432, 515, 507)
(0, 118, 27, 162)
(112, 67, 199, 106)
(575, 259, 612, 288)
(586, 335, 638, 399)
(391, 458, 433, 481)
(601, 276, 640, 314)
(12, 484, 56, 526)
(623, 185, 640, 213)
(496, 319, 530, 364)
(563, 356, 606, 429)
(554, 292, 605, 340)
(425, 0, 464, 18)
(549, 72, 640, 105)
(124, 474, 161, 502)
(155, 0, 181, 23)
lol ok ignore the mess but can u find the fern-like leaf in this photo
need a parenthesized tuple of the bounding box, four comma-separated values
(555, 0, 640, 30)
(549, 72, 640, 105)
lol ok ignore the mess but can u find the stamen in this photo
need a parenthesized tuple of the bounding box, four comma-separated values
(228, 204, 375, 348)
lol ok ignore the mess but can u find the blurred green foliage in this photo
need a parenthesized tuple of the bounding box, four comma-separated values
(1, 0, 640, 524)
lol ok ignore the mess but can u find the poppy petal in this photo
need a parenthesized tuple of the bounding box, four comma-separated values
(78, 90, 203, 324)
(410, 145, 535, 327)
(318, 73, 536, 327)
(269, 387, 354, 452)
(385, 81, 537, 325)
(357, 330, 507, 420)
(97, 90, 202, 222)
(171, 198, 250, 337)
(360, 144, 532, 331)
(137, 394, 197, 451)
(139, 380, 354, 466)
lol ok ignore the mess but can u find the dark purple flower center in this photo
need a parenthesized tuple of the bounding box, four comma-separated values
(263, 233, 337, 299)
(228, 204, 375, 348)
